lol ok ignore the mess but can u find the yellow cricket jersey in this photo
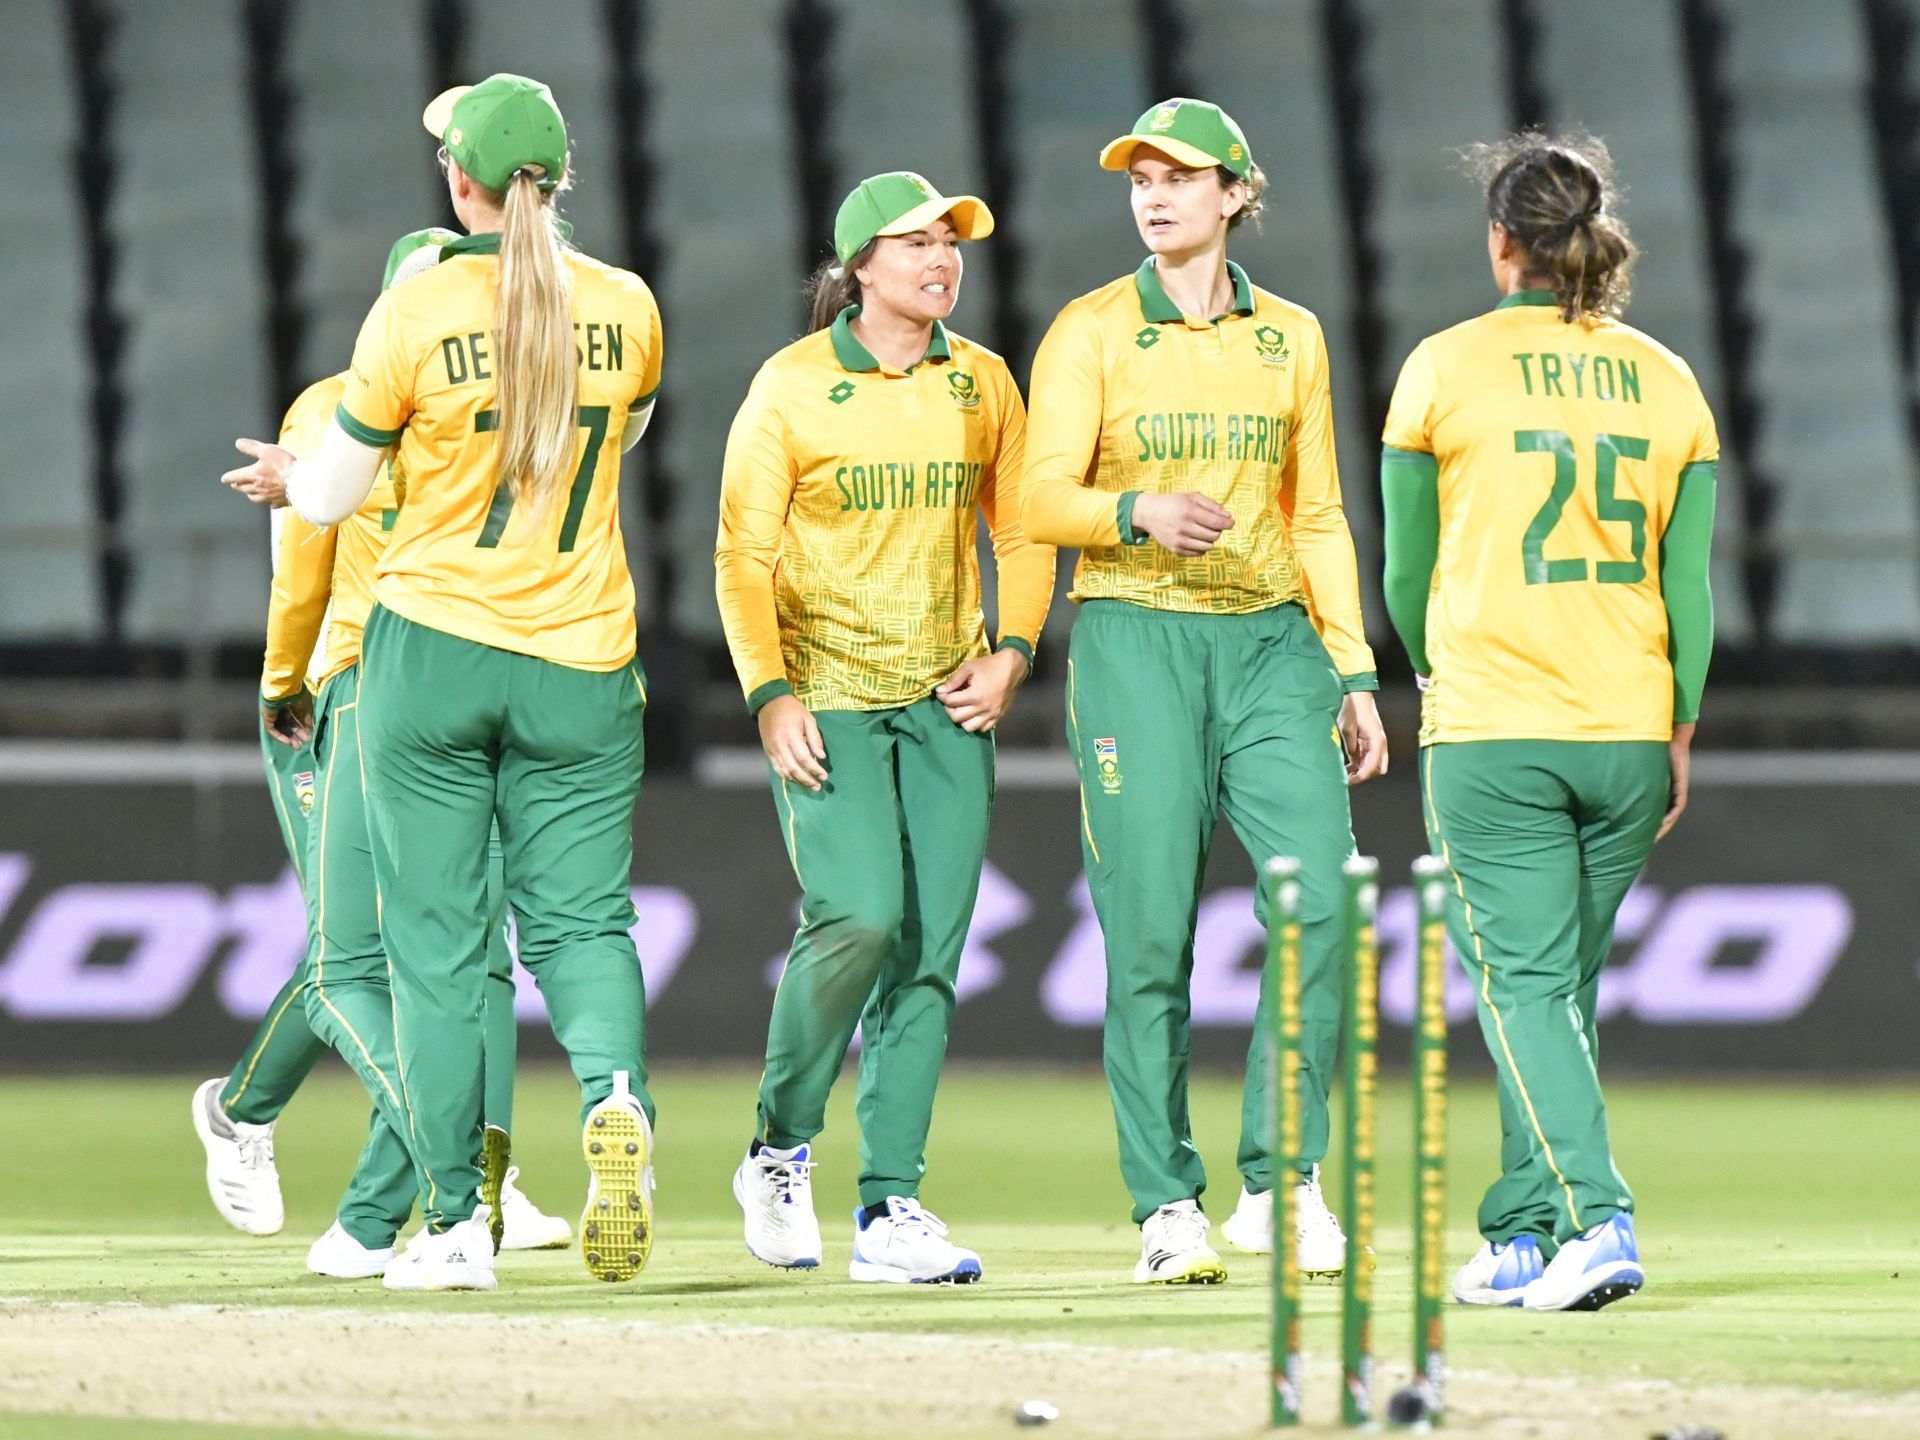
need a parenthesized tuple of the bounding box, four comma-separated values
(1383, 290, 1720, 743)
(337, 232, 663, 671)
(261, 373, 403, 700)
(1021, 258, 1375, 683)
(714, 308, 1055, 712)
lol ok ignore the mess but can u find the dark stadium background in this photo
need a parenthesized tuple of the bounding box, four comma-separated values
(2, 0, 1917, 1074)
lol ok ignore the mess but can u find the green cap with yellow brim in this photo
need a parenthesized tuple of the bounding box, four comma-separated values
(381, 227, 460, 292)
(1098, 97, 1254, 178)
(421, 73, 568, 192)
(833, 171, 995, 266)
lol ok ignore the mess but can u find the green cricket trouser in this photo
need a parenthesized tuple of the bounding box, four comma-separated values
(759, 695, 994, 1208)
(1420, 739, 1666, 1249)
(359, 604, 652, 1233)
(1066, 600, 1356, 1225)
(302, 664, 523, 1247)
(218, 714, 330, 1126)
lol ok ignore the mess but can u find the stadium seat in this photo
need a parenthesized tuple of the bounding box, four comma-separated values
(1723, 0, 1920, 640)
(1005, 0, 1150, 334)
(0, 0, 102, 638)
(287, 0, 445, 382)
(463, 0, 623, 262)
(1182, 1, 1381, 633)
(111, 0, 271, 641)
(647, 0, 801, 639)
(1535, 0, 1753, 639)
(1359, 0, 1508, 367)
(822, 0, 1003, 352)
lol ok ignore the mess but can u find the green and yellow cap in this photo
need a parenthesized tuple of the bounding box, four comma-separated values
(380, 227, 459, 291)
(1098, 98, 1254, 178)
(833, 171, 994, 266)
(421, 73, 568, 192)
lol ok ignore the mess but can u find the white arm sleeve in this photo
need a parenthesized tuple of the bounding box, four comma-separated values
(286, 419, 385, 525)
(621, 400, 654, 452)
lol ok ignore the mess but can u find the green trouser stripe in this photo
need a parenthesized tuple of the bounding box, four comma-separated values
(360, 605, 651, 1232)
(1420, 738, 1664, 1247)
(1065, 600, 1356, 1224)
(221, 715, 329, 1124)
(758, 696, 993, 1207)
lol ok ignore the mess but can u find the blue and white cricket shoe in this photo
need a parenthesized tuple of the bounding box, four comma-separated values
(1452, 1235, 1545, 1306)
(1523, 1213, 1643, 1312)
(733, 1142, 822, 1269)
(849, 1197, 982, 1284)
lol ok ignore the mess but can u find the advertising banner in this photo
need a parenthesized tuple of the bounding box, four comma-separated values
(0, 752, 1912, 1073)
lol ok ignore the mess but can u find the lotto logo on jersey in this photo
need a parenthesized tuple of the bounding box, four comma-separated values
(292, 771, 315, 817)
(1093, 737, 1123, 794)
(1254, 325, 1291, 366)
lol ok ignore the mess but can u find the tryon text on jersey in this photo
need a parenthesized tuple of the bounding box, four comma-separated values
(440, 323, 628, 385)
(1510, 352, 1642, 403)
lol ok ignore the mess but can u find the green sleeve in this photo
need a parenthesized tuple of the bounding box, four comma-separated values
(1661, 461, 1717, 724)
(1380, 445, 1440, 676)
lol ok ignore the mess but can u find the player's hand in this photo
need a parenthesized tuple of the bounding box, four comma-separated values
(759, 694, 829, 791)
(1339, 690, 1388, 784)
(1130, 491, 1234, 557)
(262, 693, 313, 747)
(1658, 720, 1695, 841)
(935, 649, 1029, 734)
(222, 437, 295, 506)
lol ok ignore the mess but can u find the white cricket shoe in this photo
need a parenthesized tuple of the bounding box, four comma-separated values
(1453, 1235, 1545, 1306)
(381, 1215, 496, 1291)
(1524, 1213, 1643, 1312)
(495, 1167, 572, 1251)
(1221, 1185, 1273, 1253)
(1133, 1199, 1227, 1284)
(849, 1197, 982, 1284)
(1293, 1168, 1348, 1275)
(306, 1221, 395, 1279)
(580, 1070, 654, 1283)
(733, 1142, 822, 1270)
(190, 1077, 284, 1236)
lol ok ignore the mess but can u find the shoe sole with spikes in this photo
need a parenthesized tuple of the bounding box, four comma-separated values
(581, 1094, 653, 1283)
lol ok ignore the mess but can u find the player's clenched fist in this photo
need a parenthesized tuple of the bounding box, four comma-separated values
(758, 694, 830, 791)
(1130, 491, 1235, 556)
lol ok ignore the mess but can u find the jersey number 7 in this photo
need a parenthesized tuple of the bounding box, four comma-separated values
(472, 406, 612, 552)
(1514, 429, 1649, 586)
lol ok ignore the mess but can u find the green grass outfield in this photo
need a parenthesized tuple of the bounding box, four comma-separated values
(2, 1066, 1916, 1438)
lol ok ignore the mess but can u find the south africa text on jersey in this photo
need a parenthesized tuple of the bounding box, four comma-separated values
(834, 459, 985, 512)
(1133, 410, 1292, 465)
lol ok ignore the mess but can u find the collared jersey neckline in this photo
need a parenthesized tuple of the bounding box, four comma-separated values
(1134, 256, 1256, 327)
(440, 218, 577, 258)
(829, 305, 953, 375)
(1495, 288, 1558, 310)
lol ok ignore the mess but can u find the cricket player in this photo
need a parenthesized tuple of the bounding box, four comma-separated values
(223, 74, 663, 1290)
(1021, 100, 1386, 1285)
(191, 228, 572, 1275)
(1380, 132, 1716, 1312)
(716, 172, 1054, 1283)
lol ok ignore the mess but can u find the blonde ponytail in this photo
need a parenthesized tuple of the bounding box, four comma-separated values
(494, 169, 577, 513)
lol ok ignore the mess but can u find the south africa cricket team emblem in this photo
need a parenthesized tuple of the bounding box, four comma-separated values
(946, 370, 980, 409)
(293, 771, 316, 817)
(1254, 325, 1291, 366)
(1093, 737, 1123, 794)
